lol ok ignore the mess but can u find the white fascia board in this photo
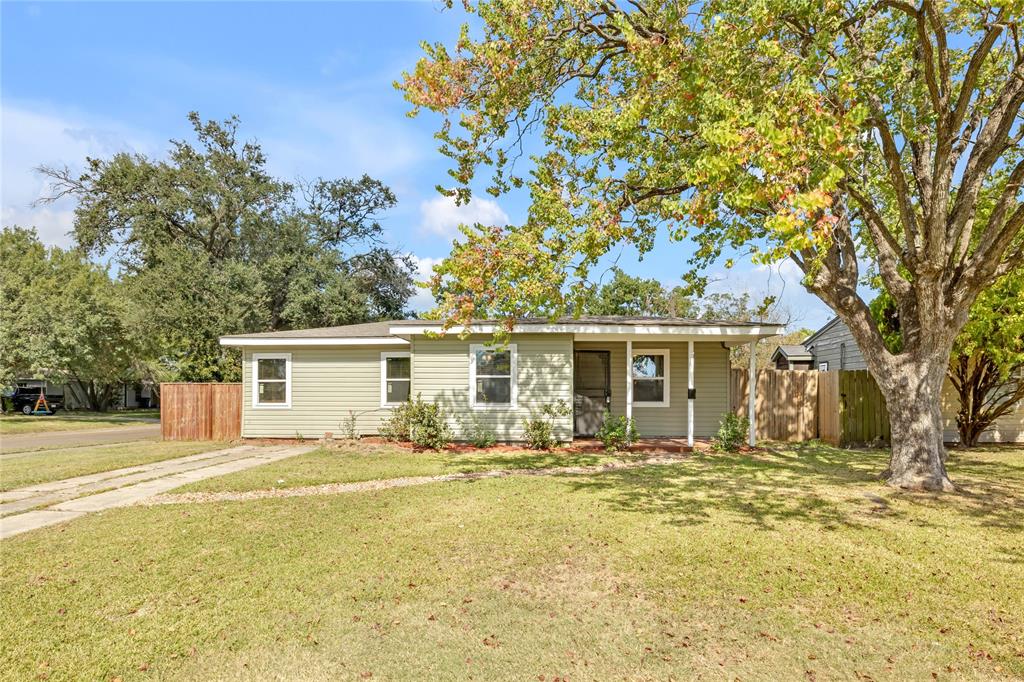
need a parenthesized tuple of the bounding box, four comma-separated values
(390, 323, 785, 338)
(219, 336, 409, 347)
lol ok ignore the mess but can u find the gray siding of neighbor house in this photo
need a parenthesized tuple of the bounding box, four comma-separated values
(411, 333, 575, 442)
(574, 340, 730, 437)
(805, 319, 867, 371)
(242, 346, 396, 438)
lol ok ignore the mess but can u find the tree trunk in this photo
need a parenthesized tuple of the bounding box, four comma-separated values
(880, 354, 956, 492)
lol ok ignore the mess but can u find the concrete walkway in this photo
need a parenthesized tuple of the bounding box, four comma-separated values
(0, 423, 162, 453)
(0, 443, 313, 539)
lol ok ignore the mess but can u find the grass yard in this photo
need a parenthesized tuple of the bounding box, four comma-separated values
(173, 441, 628, 493)
(0, 410, 159, 436)
(1, 444, 1021, 680)
(0, 441, 228, 492)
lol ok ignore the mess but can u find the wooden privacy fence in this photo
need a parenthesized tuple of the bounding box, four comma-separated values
(161, 383, 242, 441)
(730, 369, 890, 445)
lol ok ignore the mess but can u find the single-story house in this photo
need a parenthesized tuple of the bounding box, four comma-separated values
(801, 317, 867, 371)
(770, 345, 814, 370)
(220, 317, 783, 446)
(13, 379, 156, 409)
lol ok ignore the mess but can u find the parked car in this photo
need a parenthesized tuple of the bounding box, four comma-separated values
(7, 387, 63, 415)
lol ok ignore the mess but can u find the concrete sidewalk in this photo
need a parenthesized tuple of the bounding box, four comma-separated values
(0, 443, 313, 539)
(0, 423, 162, 453)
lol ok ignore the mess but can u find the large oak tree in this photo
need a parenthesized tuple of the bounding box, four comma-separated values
(402, 0, 1024, 491)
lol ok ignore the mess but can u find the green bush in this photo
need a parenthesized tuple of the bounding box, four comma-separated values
(380, 401, 415, 441)
(459, 412, 497, 448)
(409, 398, 451, 450)
(522, 400, 570, 450)
(595, 415, 638, 453)
(712, 412, 749, 452)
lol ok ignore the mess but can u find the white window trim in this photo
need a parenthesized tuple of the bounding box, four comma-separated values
(631, 348, 670, 407)
(380, 351, 412, 408)
(819, 362, 829, 371)
(469, 343, 518, 409)
(252, 352, 292, 409)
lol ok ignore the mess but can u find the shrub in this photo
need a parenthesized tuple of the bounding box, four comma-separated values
(595, 414, 638, 453)
(380, 401, 416, 441)
(340, 410, 359, 440)
(522, 400, 570, 450)
(711, 412, 749, 452)
(409, 397, 451, 450)
(459, 412, 497, 448)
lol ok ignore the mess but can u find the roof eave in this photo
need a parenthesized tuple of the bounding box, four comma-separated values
(219, 336, 409, 347)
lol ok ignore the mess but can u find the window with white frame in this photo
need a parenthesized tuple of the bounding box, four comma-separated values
(819, 362, 829, 371)
(631, 349, 669, 406)
(253, 353, 291, 408)
(470, 344, 517, 408)
(381, 351, 411, 407)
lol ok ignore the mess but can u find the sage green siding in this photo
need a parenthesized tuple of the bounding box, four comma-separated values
(573, 340, 730, 437)
(412, 334, 574, 441)
(242, 346, 397, 438)
(240, 335, 729, 441)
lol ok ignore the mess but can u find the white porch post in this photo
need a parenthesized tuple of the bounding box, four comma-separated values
(625, 339, 633, 423)
(687, 340, 694, 447)
(748, 340, 757, 446)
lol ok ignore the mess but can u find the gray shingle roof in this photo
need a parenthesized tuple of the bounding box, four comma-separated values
(772, 344, 813, 360)
(223, 316, 775, 340)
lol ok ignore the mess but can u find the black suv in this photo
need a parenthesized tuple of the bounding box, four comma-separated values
(7, 387, 63, 415)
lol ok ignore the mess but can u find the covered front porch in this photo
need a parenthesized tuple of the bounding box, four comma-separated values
(571, 335, 764, 446)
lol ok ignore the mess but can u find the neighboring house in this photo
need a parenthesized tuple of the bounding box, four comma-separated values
(219, 317, 783, 443)
(13, 379, 156, 410)
(801, 317, 868, 371)
(770, 345, 814, 370)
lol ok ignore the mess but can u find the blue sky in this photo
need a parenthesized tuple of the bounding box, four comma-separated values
(1, 0, 831, 329)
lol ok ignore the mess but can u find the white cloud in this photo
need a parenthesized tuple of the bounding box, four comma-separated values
(407, 254, 444, 312)
(1, 103, 154, 247)
(418, 195, 509, 237)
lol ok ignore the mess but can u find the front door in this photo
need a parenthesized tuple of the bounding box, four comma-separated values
(574, 350, 611, 436)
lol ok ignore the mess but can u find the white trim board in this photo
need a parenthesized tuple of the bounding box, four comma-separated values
(391, 323, 784, 337)
(222, 337, 408, 347)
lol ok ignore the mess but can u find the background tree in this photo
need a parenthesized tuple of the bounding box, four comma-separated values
(0, 227, 137, 410)
(874, 273, 1024, 447)
(582, 267, 696, 316)
(37, 113, 416, 381)
(402, 0, 1024, 490)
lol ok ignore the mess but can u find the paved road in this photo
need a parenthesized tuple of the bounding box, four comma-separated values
(0, 422, 161, 453)
(0, 443, 314, 539)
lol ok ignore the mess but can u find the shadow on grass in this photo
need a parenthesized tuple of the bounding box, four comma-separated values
(444, 449, 625, 473)
(560, 442, 1024, 535)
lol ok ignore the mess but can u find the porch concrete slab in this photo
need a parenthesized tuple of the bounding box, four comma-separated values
(0, 444, 313, 538)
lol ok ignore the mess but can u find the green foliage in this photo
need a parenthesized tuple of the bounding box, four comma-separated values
(381, 394, 453, 450)
(340, 411, 359, 441)
(408, 396, 452, 451)
(522, 400, 571, 450)
(712, 413, 750, 452)
(35, 113, 415, 382)
(458, 412, 497, 448)
(0, 227, 138, 409)
(595, 415, 639, 453)
(380, 401, 416, 442)
(581, 267, 696, 317)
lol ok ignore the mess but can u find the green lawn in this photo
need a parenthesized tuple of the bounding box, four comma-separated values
(1, 444, 1021, 680)
(0, 441, 227, 492)
(0, 410, 159, 436)
(173, 441, 628, 493)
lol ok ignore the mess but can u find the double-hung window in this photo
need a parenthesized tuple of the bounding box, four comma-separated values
(470, 344, 517, 408)
(381, 352, 411, 407)
(631, 349, 669, 407)
(253, 352, 291, 408)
